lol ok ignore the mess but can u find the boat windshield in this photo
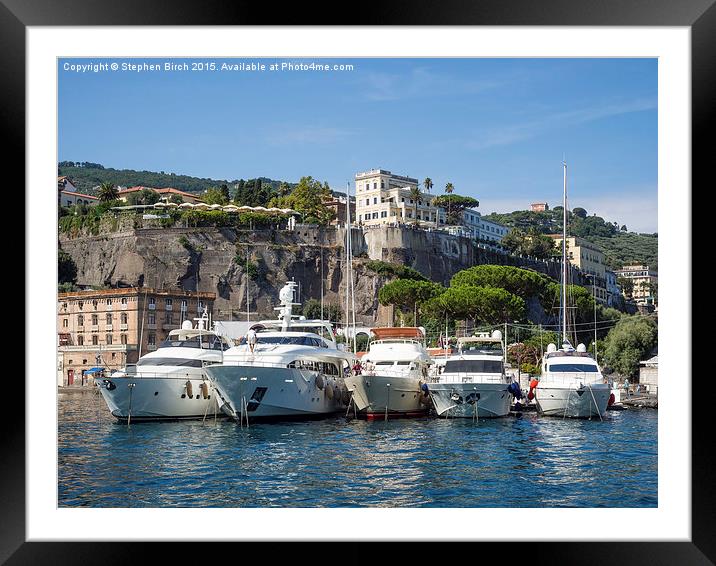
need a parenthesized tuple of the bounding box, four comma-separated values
(460, 343, 503, 354)
(159, 335, 228, 351)
(547, 363, 599, 372)
(237, 335, 328, 348)
(444, 359, 503, 373)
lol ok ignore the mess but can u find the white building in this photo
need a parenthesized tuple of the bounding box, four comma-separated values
(478, 217, 509, 244)
(354, 169, 445, 227)
(605, 270, 622, 308)
(58, 176, 98, 207)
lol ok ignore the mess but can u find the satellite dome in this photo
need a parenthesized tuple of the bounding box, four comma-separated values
(492, 330, 502, 340)
(547, 343, 557, 353)
(576, 343, 587, 352)
(181, 320, 193, 330)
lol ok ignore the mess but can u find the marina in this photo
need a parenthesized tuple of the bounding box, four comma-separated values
(59, 388, 657, 508)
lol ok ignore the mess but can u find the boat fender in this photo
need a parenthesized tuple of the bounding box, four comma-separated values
(608, 393, 615, 406)
(200, 382, 209, 399)
(185, 380, 194, 399)
(103, 379, 116, 391)
(325, 383, 335, 400)
(421, 383, 430, 395)
(529, 379, 539, 390)
(527, 378, 538, 400)
(315, 374, 325, 390)
(507, 382, 523, 400)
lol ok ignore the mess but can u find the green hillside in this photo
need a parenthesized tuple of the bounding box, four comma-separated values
(58, 161, 289, 195)
(483, 208, 657, 270)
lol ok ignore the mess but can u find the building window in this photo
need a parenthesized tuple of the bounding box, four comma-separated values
(106, 334, 113, 345)
(373, 197, 377, 205)
(148, 333, 156, 346)
(91, 314, 98, 325)
(165, 298, 173, 308)
(198, 300, 205, 311)
(77, 315, 84, 326)
(106, 298, 112, 306)
(365, 199, 370, 206)
(61, 302, 68, 310)
(373, 182, 377, 190)
(381, 211, 387, 218)
(148, 312, 156, 324)
(62, 318, 68, 328)
(181, 299, 187, 311)
(77, 335, 84, 346)
(106, 313, 112, 324)
(121, 334, 127, 345)
(165, 312, 173, 324)
(92, 335, 98, 345)
(78, 301, 84, 310)
(148, 297, 156, 307)
(372, 212, 378, 219)
(121, 312, 128, 324)
(121, 297, 128, 305)
(92, 300, 99, 310)
(380, 181, 385, 189)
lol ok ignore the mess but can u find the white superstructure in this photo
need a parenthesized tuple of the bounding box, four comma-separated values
(204, 282, 355, 421)
(96, 312, 232, 421)
(344, 327, 432, 419)
(427, 331, 515, 418)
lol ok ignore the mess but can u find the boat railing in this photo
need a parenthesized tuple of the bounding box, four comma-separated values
(105, 370, 207, 380)
(361, 367, 421, 378)
(431, 372, 508, 384)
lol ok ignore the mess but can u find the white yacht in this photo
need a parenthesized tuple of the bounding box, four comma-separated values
(427, 332, 515, 418)
(204, 282, 355, 421)
(344, 327, 432, 420)
(533, 161, 610, 419)
(96, 312, 233, 422)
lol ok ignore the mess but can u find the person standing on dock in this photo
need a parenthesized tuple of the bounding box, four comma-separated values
(246, 327, 257, 354)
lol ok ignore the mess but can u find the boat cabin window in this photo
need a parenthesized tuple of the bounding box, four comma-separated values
(459, 343, 503, 354)
(444, 359, 503, 373)
(159, 335, 229, 351)
(136, 357, 204, 368)
(239, 335, 328, 348)
(547, 363, 599, 373)
(287, 360, 339, 375)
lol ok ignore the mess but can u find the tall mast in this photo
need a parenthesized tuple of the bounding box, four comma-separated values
(562, 160, 568, 345)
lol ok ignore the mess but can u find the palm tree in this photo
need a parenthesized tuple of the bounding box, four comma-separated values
(409, 186, 422, 225)
(423, 177, 433, 194)
(97, 182, 119, 203)
(444, 182, 454, 224)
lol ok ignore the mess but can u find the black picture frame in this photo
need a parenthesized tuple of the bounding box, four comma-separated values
(9, 1, 708, 563)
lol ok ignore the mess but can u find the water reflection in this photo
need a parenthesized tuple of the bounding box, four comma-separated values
(58, 392, 657, 508)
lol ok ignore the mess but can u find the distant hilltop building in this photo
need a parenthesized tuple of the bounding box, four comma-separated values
(547, 234, 607, 304)
(531, 202, 549, 212)
(614, 264, 658, 308)
(354, 169, 445, 227)
(58, 175, 98, 207)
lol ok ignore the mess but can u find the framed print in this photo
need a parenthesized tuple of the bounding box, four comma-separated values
(9, 0, 710, 563)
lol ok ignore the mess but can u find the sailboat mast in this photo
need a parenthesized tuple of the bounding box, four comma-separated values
(562, 160, 568, 345)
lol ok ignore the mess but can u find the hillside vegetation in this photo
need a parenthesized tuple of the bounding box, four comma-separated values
(483, 208, 657, 270)
(58, 161, 289, 195)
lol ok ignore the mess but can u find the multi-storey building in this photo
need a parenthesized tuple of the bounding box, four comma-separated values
(117, 186, 203, 204)
(354, 169, 445, 227)
(324, 194, 355, 226)
(58, 175, 98, 207)
(478, 217, 509, 244)
(614, 264, 658, 307)
(548, 235, 608, 303)
(531, 202, 549, 212)
(57, 287, 216, 386)
(605, 270, 623, 308)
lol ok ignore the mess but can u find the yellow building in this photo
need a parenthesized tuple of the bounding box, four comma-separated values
(548, 235, 608, 303)
(57, 287, 215, 386)
(614, 264, 658, 307)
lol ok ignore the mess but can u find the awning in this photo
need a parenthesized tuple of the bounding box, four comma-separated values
(85, 367, 105, 374)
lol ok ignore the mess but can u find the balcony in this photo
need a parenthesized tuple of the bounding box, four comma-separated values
(148, 304, 156, 310)
(120, 324, 128, 330)
(58, 344, 138, 352)
(106, 324, 113, 331)
(165, 304, 173, 311)
(91, 325, 99, 332)
(146, 344, 157, 351)
(147, 323, 157, 330)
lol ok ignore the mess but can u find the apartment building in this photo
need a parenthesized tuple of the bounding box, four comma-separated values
(354, 169, 445, 227)
(57, 287, 215, 386)
(614, 264, 658, 307)
(548, 235, 608, 303)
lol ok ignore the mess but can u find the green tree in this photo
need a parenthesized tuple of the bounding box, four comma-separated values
(431, 194, 479, 225)
(203, 186, 229, 205)
(602, 316, 657, 377)
(378, 279, 445, 325)
(97, 182, 119, 202)
(409, 186, 422, 225)
(572, 207, 588, 219)
(618, 277, 635, 298)
(219, 183, 230, 202)
(302, 299, 342, 322)
(58, 249, 77, 284)
(233, 180, 246, 203)
(422, 285, 526, 326)
(169, 194, 184, 204)
(451, 264, 555, 300)
(423, 177, 433, 194)
(270, 176, 334, 225)
(126, 188, 160, 205)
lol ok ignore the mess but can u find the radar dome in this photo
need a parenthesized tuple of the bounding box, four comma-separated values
(491, 330, 502, 340)
(181, 320, 193, 330)
(577, 343, 587, 352)
(547, 343, 557, 353)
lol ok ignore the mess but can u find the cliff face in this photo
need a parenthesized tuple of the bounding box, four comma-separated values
(59, 224, 572, 324)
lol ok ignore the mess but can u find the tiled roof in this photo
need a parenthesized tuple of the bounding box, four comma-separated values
(60, 190, 98, 199)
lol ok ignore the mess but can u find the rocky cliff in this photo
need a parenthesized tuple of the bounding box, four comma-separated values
(59, 223, 575, 324)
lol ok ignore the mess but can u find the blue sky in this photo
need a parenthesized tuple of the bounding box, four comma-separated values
(59, 58, 657, 232)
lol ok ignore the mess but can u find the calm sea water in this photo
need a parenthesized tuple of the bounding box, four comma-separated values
(58, 390, 657, 508)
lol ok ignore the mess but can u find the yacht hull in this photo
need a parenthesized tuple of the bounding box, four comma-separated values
(428, 382, 511, 418)
(205, 365, 347, 420)
(535, 383, 611, 418)
(344, 374, 428, 419)
(96, 375, 221, 421)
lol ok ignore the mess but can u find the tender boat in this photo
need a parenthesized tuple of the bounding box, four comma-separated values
(204, 281, 355, 422)
(344, 327, 432, 420)
(96, 312, 232, 422)
(427, 331, 516, 418)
